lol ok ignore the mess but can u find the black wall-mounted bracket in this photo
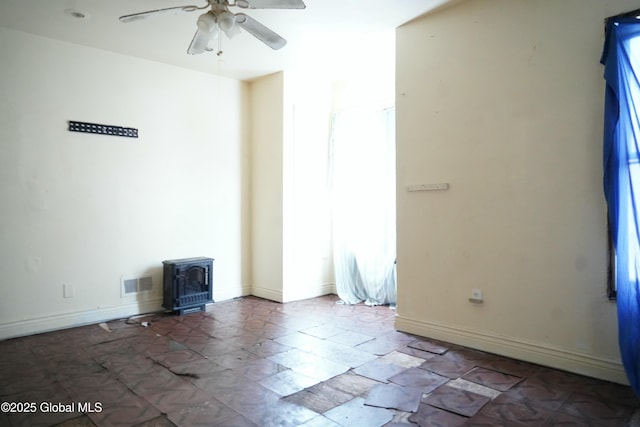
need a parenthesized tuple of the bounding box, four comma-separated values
(68, 121, 138, 138)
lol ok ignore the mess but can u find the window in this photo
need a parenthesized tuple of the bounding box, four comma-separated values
(601, 10, 640, 395)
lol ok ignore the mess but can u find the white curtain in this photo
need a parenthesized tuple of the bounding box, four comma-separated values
(330, 106, 396, 306)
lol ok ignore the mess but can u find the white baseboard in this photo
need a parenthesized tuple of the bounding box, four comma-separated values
(248, 283, 336, 303)
(251, 285, 284, 303)
(283, 283, 336, 303)
(0, 298, 164, 340)
(395, 314, 628, 385)
(0, 283, 336, 341)
(213, 284, 252, 302)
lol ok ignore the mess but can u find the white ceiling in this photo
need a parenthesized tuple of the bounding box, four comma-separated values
(0, 0, 452, 81)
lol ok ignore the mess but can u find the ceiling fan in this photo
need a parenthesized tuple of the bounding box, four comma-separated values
(119, 0, 306, 54)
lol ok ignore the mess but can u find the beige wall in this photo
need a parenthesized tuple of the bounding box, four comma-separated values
(395, 0, 639, 384)
(250, 72, 285, 301)
(0, 28, 342, 337)
(0, 28, 251, 338)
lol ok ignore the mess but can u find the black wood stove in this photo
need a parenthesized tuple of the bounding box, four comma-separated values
(162, 257, 213, 315)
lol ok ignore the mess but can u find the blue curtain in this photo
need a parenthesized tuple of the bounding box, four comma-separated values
(601, 18, 640, 397)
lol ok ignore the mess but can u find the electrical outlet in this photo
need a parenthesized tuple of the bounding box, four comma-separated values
(63, 284, 75, 298)
(469, 288, 483, 304)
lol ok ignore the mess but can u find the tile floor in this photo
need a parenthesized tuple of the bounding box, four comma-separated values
(1, 294, 639, 426)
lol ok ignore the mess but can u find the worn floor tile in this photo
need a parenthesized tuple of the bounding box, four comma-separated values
(145, 383, 213, 413)
(503, 377, 570, 410)
(298, 415, 342, 426)
(379, 350, 427, 368)
(477, 394, 556, 426)
(302, 324, 345, 339)
(327, 331, 375, 347)
(542, 409, 613, 427)
(557, 391, 636, 425)
(353, 359, 407, 383)
(87, 395, 161, 427)
(476, 356, 540, 378)
(150, 349, 205, 368)
(52, 415, 99, 427)
(420, 356, 476, 379)
(422, 383, 491, 417)
(410, 402, 468, 427)
(169, 358, 228, 380)
(244, 400, 319, 427)
(4, 386, 81, 427)
(397, 345, 439, 361)
(165, 400, 242, 426)
(231, 357, 284, 381)
(1, 295, 638, 427)
(447, 378, 501, 399)
(322, 371, 382, 396)
(408, 339, 450, 355)
(269, 349, 351, 381)
(355, 338, 404, 356)
(462, 366, 523, 391)
(388, 367, 449, 393)
(244, 338, 292, 358)
(324, 397, 394, 427)
(284, 382, 354, 414)
(461, 413, 528, 426)
(259, 369, 320, 396)
(365, 383, 422, 412)
(120, 366, 189, 397)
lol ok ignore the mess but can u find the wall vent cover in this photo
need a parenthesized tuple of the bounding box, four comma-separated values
(139, 276, 153, 292)
(121, 276, 154, 297)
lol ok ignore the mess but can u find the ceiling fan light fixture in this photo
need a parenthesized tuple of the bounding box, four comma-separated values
(221, 23, 241, 39)
(217, 11, 241, 38)
(197, 11, 217, 33)
(217, 11, 235, 32)
(226, 24, 242, 38)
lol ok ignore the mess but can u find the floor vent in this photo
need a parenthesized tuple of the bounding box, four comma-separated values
(121, 276, 154, 297)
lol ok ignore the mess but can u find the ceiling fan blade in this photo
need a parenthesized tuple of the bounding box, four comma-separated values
(119, 5, 200, 23)
(237, 0, 305, 9)
(187, 28, 212, 54)
(235, 13, 286, 50)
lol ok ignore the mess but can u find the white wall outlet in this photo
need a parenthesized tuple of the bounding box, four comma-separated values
(63, 283, 75, 298)
(469, 288, 483, 304)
